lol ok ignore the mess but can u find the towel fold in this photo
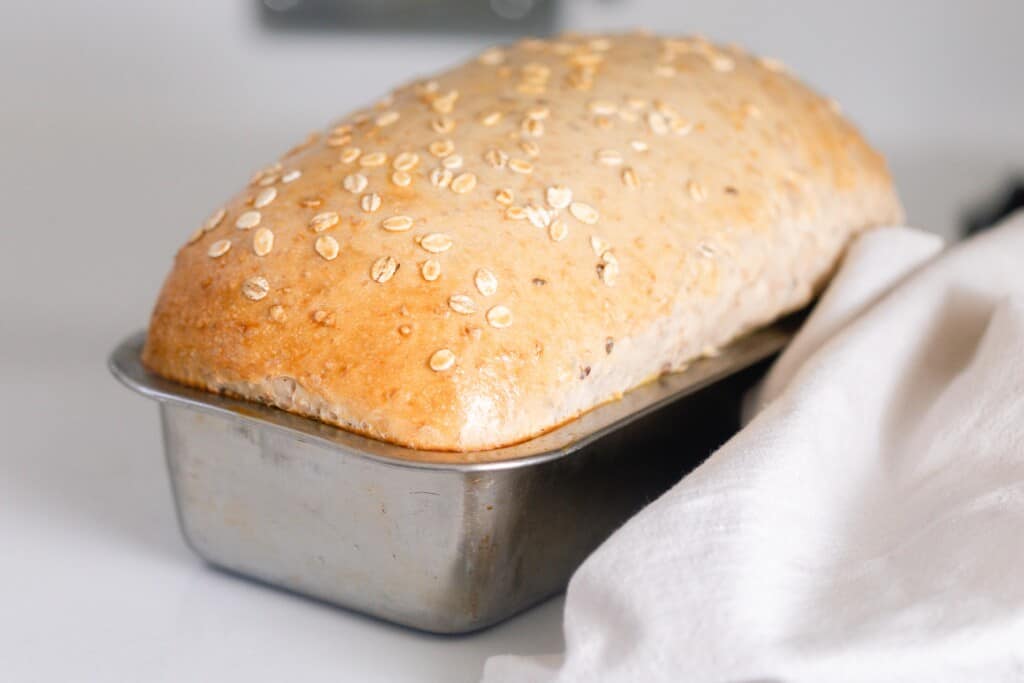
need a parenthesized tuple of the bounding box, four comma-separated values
(484, 212, 1024, 683)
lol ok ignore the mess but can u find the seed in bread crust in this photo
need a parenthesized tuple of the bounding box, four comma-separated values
(208, 239, 232, 258)
(672, 118, 694, 136)
(589, 100, 617, 115)
(495, 188, 514, 205)
(622, 167, 639, 188)
(429, 139, 455, 158)
(204, 208, 226, 232)
(597, 259, 619, 286)
(505, 206, 527, 221)
(430, 167, 453, 188)
(508, 158, 533, 174)
(478, 47, 505, 65)
(429, 349, 455, 372)
(519, 140, 540, 157)
(486, 305, 513, 328)
(343, 173, 368, 193)
(315, 235, 340, 261)
(596, 149, 623, 166)
(309, 212, 340, 232)
(647, 111, 669, 135)
(485, 148, 509, 169)
(525, 204, 552, 229)
(630, 139, 649, 152)
(340, 146, 362, 164)
(757, 55, 786, 72)
(393, 152, 420, 171)
(448, 294, 477, 315)
(521, 118, 544, 137)
(282, 170, 301, 183)
(710, 53, 735, 72)
(570, 202, 599, 224)
(187, 228, 205, 245)
(590, 235, 610, 256)
(360, 193, 382, 213)
(375, 110, 400, 127)
(431, 90, 459, 114)
(421, 259, 442, 281)
(235, 211, 261, 230)
(474, 268, 498, 296)
(382, 215, 414, 232)
(327, 133, 352, 148)
(549, 219, 568, 242)
(431, 116, 455, 134)
(253, 228, 274, 256)
(253, 187, 277, 208)
(371, 255, 398, 282)
(687, 179, 708, 202)
(359, 152, 388, 167)
(242, 276, 269, 301)
(419, 233, 453, 253)
(391, 170, 412, 187)
(480, 111, 503, 126)
(546, 185, 573, 209)
(442, 154, 464, 170)
(525, 105, 550, 120)
(450, 173, 477, 194)
(250, 164, 281, 185)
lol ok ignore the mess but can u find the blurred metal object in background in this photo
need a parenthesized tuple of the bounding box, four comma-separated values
(259, 0, 562, 34)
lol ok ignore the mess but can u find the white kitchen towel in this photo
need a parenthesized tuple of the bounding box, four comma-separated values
(484, 212, 1024, 683)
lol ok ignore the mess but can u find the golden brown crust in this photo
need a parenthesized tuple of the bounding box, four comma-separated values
(143, 33, 903, 453)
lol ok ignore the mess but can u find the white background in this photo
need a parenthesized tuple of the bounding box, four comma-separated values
(2, 1, 1022, 680)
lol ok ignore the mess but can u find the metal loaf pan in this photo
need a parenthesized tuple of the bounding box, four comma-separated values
(109, 316, 799, 634)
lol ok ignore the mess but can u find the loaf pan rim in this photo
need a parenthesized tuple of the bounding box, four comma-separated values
(109, 315, 800, 472)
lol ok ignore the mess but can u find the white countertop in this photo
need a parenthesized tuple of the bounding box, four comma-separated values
(2, 2, 1021, 680)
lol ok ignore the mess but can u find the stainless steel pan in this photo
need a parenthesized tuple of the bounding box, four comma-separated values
(110, 315, 798, 633)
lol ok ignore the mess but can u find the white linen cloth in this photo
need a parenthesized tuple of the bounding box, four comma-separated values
(484, 212, 1024, 683)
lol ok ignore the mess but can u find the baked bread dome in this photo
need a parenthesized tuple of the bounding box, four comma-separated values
(142, 32, 903, 452)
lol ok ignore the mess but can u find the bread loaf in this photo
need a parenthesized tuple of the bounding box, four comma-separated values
(142, 32, 903, 453)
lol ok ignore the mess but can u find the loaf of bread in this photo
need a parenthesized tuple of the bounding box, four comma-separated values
(142, 32, 902, 452)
